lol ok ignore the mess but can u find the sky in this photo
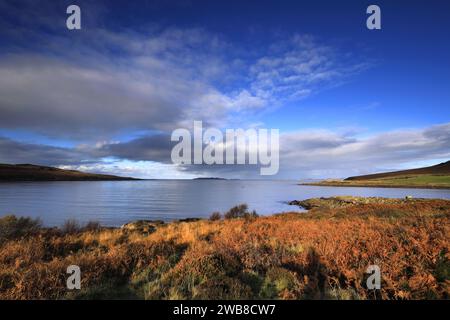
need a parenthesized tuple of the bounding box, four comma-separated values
(0, 0, 449, 179)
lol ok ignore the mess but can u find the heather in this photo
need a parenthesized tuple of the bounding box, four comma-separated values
(0, 198, 448, 300)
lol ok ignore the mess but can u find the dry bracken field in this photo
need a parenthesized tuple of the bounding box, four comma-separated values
(0, 198, 449, 300)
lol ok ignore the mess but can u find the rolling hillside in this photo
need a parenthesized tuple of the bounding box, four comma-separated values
(0, 164, 138, 181)
(302, 161, 450, 189)
(345, 161, 450, 180)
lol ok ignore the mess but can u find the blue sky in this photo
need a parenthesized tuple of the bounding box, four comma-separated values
(0, 0, 449, 178)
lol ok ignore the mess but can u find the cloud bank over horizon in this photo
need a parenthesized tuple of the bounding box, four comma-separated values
(1, 123, 449, 179)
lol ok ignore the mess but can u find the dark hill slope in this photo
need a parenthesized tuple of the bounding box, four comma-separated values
(345, 161, 450, 181)
(0, 164, 138, 181)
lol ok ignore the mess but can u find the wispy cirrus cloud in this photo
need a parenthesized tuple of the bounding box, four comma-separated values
(249, 35, 372, 102)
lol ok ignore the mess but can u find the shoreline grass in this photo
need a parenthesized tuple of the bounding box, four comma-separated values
(302, 174, 450, 189)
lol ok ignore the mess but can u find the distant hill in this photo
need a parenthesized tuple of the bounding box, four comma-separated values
(302, 161, 450, 189)
(345, 161, 450, 180)
(0, 164, 138, 181)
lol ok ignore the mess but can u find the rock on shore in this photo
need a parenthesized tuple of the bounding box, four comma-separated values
(288, 196, 423, 210)
(121, 220, 165, 235)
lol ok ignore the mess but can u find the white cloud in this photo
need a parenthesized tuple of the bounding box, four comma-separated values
(1, 123, 449, 179)
(59, 160, 195, 180)
(279, 123, 450, 178)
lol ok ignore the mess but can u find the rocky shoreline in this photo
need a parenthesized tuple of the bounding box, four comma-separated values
(287, 196, 431, 210)
(119, 197, 449, 234)
(300, 181, 450, 189)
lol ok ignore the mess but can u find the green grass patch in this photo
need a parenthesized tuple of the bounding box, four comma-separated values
(374, 174, 450, 187)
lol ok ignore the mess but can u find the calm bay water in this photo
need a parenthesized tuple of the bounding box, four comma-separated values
(0, 180, 449, 227)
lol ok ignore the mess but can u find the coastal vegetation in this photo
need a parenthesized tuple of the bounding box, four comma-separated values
(303, 161, 450, 189)
(0, 197, 448, 300)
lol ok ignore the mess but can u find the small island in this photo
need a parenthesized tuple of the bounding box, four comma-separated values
(193, 177, 227, 180)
